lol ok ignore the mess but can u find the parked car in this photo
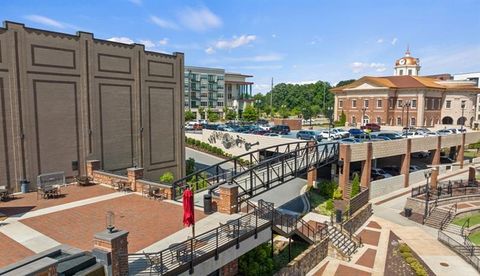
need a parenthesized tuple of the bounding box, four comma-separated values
(411, 151, 430, 158)
(348, 128, 364, 138)
(360, 123, 381, 132)
(340, 138, 362, 144)
(318, 129, 340, 140)
(381, 166, 400, 176)
(437, 129, 455, 136)
(332, 128, 350, 138)
(270, 125, 291, 135)
(203, 124, 219, 130)
(264, 133, 280, 137)
(440, 156, 455, 164)
(371, 132, 403, 140)
(296, 130, 322, 141)
(409, 165, 422, 172)
(415, 127, 431, 134)
(185, 122, 202, 131)
(371, 168, 392, 179)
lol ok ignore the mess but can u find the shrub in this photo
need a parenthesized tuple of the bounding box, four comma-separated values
(401, 252, 413, 259)
(405, 256, 416, 264)
(317, 180, 338, 198)
(159, 172, 174, 183)
(325, 199, 334, 211)
(351, 174, 360, 197)
(399, 243, 411, 253)
(239, 243, 274, 276)
(333, 187, 343, 200)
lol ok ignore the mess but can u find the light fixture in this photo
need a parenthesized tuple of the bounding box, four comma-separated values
(106, 211, 115, 233)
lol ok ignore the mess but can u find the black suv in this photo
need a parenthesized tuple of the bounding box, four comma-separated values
(270, 125, 290, 135)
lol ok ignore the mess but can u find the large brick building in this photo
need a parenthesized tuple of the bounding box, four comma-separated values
(0, 21, 185, 191)
(332, 50, 480, 128)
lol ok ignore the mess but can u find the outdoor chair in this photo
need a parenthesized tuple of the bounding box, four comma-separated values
(143, 252, 163, 274)
(141, 185, 152, 199)
(0, 185, 12, 201)
(219, 222, 236, 238)
(168, 243, 189, 264)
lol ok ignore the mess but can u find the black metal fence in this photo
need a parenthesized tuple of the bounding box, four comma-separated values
(438, 231, 480, 272)
(349, 188, 370, 217)
(411, 180, 480, 200)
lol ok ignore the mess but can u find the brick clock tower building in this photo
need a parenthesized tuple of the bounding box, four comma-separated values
(332, 49, 480, 128)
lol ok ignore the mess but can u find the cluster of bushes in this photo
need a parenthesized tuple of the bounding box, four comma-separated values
(399, 243, 428, 276)
(310, 180, 343, 215)
(185, 137, 251, 166)
(239, 243, 274, 275)
(159, 172, 174, 184)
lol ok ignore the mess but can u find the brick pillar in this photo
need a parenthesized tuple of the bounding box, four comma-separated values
(469, 166, 476, 183)
(338, 144, 351, 201)
(432, 136, 441, 166)
(307, 166, 317, 188)
(87, 160, 101, 177)
(401, 139, 412, 187)
(430, 168, 439, 189)
(457, 133, 466, 169)
(127, 168, 144, 192)
(218, 184, 239, 214)
(93, 229, 129, 276)
(360, 143, 372, 189)
(220, 259, 238, 276)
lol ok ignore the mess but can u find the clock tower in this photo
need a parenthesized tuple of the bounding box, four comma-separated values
(394, 47, 421, 76)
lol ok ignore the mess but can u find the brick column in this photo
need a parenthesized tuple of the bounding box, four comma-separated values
(401, 139, 412, 187)
(93, 229, 129, 276)
(307, 166, 317, 188)
(457, 133, 466, 169)
(218, 184, 239, 214)
(360, 143, 372, 189)
(87, 160, 101, 177)
(469, 166, 476, 183)
(220, 259, 238, 276)
(432, 136, 441, 166)
(127, 168, 144, 192)
(338, 144, 351, 201)
(430, 168, 439, 189)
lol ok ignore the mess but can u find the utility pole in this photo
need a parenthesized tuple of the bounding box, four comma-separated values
(270, 77, 274, 109)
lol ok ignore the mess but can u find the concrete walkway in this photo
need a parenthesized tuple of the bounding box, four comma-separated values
(0, 221, 61, 253)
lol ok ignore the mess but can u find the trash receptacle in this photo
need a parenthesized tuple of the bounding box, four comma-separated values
(404, 208, 412, 218)
(335, 209, 342, 223)
(20, 179, 30, 193)
(204, 193, 212, 214)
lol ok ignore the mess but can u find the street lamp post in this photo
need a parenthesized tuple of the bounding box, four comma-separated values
(403, 100, 411, 138)
(327, 106, 334, 140)
(423, 170, 432, 224)
(255, 99, 261, 121)
(461, 102, 466, 132)
(361, 107, 367, 127)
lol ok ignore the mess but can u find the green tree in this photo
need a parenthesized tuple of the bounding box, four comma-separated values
(301, 105, 313, 121)
(279, 105, 290, 118)
(207, 109, 220, 122)
(242, 104, 258, 122)
(311, 105, 321, 117)
(225, 108, 237, 121)
(186, 157, 195, 176)
(185, 110, 196, 122)
(198, 107, 205, 119)
(351, 173, 360, 197)
(239, 243, 274, 276)
(339, 110, 346, 126)
(263, 105, 272, 117)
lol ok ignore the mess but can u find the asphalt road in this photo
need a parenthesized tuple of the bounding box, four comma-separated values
(186, 147, 308, 213)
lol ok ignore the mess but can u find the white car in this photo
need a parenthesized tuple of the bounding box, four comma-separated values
(259, 124, 271, 131)
(318, 130, 340, 140)
(437, 129, 455, 135)
(332, 128, 350, 138)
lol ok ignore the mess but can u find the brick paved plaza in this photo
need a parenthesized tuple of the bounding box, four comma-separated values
(0, 233, 34, 267)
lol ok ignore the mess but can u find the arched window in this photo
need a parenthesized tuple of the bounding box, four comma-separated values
(363, 115, 370, 124)
(457, 117, 467, 125)
(442, 117, 453, 125)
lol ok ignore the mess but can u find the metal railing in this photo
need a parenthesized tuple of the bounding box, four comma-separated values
(412, 180, 480, 200)
(439, 203, 457, 230)
(462, 218, 471, 239)
(349, 188, 370, 217)
(438, 231, 480, 272)
(125, 201, 273, 275)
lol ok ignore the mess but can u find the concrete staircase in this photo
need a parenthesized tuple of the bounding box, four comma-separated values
(444, 223, 463, 236)
(424, 208, 450, 229)
(327, 224, 359, 258)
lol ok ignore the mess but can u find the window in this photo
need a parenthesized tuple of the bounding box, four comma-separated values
(438, 99, 442, 109)
(461, 100, 466, 108)
(364, 100, 369, 108)
(376, 117, 382, 124)
(397, 117, 402, 125)
(352, 116, 356, 124)
(389, 99, 394, 109)
(431, 99, 435, 109)
(408, 69, 412, 75)
(411, 117, 416, 126)
(339, 100, 344, 108)
(399, 69, 404, 76)
(446, 100, 451, 108)
(217, 102, 224, 106)
(411, 100, 417, 108)
(377, 100, 382, 108)
(352, 99, 357, 108)
(200, 101, 208, 107)
(397, 100, 403, 108)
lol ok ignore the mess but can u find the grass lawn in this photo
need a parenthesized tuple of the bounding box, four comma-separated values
(452, 213, 480, 227)
(464, 150, 478, 159)
(469, 232, 480, 245)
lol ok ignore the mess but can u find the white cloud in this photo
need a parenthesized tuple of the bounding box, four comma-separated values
(178, 6, 222, 32)
(286, 80, 317, 85)
(350, 62, 386, 73)
(24, 15, 77, 29)
(205, 47, 215, 54)
(391, 37, 398, 45)
(128, 0, 142, 5)
(108, 37, 135, 44)
(150, 15, 178, 29)
(377, 38, 384, 43)
(272, 34, 277, 38)
(139, 39, 156, 50)
(158, 38, 169, 45)
(215, 35, 257, 50)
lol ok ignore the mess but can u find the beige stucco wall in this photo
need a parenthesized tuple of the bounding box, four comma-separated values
(0, 21, 184, 190)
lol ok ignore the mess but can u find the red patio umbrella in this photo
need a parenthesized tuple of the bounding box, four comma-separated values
(183, 188, 195, 238)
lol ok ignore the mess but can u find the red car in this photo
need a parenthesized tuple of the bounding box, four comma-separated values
(360, 123, 381, 132)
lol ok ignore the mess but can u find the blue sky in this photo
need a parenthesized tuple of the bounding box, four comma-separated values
(1, 0, 479, 93)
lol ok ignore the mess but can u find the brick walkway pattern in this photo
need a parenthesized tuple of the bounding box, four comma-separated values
(21, 194, 206, 252)
(0, 232, 34, 267)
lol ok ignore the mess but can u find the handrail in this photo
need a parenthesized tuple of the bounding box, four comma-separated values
(462, 217, 471, 239)
(438, 230, 480, 271)
(439, 203, 457, 230)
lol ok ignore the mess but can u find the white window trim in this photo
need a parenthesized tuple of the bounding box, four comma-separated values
(376, 99, 382, 108)
(446, 100, 452, 109)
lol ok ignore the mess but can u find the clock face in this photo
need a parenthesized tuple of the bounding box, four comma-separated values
(399, 59, 406, 65)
